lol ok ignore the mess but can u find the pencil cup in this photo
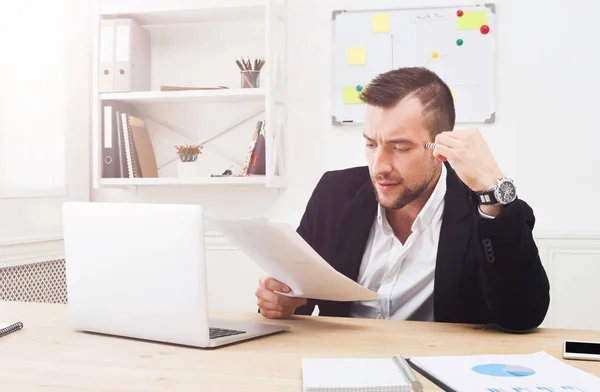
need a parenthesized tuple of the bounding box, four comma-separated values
(241, 70, 260, 88)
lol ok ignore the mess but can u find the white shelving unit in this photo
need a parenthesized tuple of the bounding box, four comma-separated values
(99, 88, 267, 104)
(99, 1, 266, 24)
(92, 0, 287, 189)
(101, 175, 285, 187)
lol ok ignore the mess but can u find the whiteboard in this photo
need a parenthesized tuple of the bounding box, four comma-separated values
(332, 4, 496, 125)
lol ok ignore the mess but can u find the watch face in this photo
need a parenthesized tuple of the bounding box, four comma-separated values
(495, 180, 516, 204)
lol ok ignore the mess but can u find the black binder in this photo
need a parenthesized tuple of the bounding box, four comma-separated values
(101, 102, 134, 178)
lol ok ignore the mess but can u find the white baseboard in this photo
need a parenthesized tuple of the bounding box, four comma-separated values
(0, 237, 65, 268)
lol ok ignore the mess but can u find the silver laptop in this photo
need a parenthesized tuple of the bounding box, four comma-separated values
(62, 201, 289, 348)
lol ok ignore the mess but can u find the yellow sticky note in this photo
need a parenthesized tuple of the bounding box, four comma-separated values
(348, 47, 366, 65)
(372, 14, 390, 32)
(457, 11, 488, 30)
(344, 86, 362, 104)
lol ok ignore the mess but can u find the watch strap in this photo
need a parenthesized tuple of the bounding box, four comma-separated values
(476, 189, 498, 205)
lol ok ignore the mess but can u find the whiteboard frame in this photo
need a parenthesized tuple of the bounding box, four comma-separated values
(331, 3, 497, 126)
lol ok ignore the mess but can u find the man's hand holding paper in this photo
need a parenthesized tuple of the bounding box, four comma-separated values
(255, 276, 307, 319)
(208, 217, 379, 316)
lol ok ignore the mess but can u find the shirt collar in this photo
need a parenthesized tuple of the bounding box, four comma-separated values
(377, 164, 447, 235)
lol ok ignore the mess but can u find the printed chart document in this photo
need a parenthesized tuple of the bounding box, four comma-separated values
(408, 351, 600, 391)
(208, 217, 379, 301)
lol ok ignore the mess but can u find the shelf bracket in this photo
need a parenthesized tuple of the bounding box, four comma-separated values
(137, 109, 265, 170)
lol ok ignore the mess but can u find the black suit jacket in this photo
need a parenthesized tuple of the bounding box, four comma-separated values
(293, 163, 550, 331)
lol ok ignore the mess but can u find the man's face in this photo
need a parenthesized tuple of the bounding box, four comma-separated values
(363, 97, 440, 210)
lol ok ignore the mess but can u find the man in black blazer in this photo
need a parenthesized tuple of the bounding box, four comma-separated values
(255, 67, 550, 331)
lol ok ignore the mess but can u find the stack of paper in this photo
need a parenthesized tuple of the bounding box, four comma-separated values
(408, 351, 600, 391)
(302, 358, 413, 392)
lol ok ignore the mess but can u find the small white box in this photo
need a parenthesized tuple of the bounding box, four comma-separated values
(177, 161, 199, 178)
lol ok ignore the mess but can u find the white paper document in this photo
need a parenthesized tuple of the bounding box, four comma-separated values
(208, 217, 379, 301)
(409, 351, 600, 391)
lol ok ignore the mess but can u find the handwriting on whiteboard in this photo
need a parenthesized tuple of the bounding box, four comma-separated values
(413, 12, 446, 22)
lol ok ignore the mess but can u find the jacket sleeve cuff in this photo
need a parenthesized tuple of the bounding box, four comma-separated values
(478, 206, 496, 219)
(477, 200, 527, 241)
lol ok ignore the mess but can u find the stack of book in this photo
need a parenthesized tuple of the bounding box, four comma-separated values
(101, 103, 158, 179)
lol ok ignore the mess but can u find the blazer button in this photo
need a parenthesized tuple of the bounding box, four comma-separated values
(482, 238, 492, 247)
(485, 248, 495, 263)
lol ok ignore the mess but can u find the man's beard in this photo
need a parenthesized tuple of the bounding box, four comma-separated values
(373, 165, 437, 210)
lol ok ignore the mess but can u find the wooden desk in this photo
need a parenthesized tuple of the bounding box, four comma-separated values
(1, 301, 599, 391)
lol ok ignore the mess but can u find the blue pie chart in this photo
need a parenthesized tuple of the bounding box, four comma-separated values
(472, 364, 536, 377)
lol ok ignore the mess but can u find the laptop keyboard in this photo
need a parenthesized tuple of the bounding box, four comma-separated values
(209, 327, 246, 340)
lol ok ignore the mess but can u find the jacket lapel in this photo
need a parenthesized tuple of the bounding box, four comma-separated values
(321, 181, 377, 317)
(434, 163, 474, 322)
(330, 182, 378, 282)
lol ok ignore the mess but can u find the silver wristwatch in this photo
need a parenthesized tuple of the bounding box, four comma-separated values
(475, 178, 517, 205)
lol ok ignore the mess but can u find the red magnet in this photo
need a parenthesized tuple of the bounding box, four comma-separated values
(480, 25, 490, 34)
(457, 10, 464, 17)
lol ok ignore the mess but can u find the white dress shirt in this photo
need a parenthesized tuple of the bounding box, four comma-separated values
(348, 165, 496, 321)
(348, 165, 448, 321)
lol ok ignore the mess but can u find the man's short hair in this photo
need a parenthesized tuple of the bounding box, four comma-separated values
(359, 67, 456, 138)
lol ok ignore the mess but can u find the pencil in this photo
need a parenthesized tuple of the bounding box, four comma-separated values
(237, 57, 265, 73)
(235, 59, 245, 71)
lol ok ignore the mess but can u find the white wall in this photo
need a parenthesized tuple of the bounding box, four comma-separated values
(0, 2, 66, 243)
(0, 0, 91, 244)
(0, 5, 65, 190)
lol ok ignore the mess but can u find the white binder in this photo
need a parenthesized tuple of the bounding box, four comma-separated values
(98, 19, 115, 92)
(113, 18, 151, 92)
